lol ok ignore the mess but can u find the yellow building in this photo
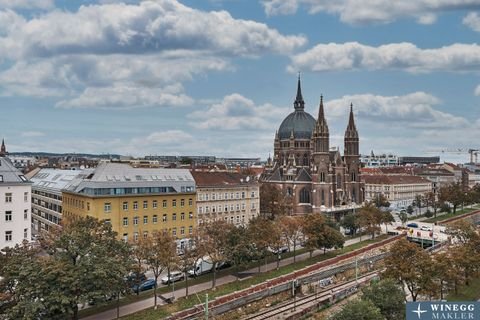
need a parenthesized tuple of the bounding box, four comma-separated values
(62, 163, 196, 248)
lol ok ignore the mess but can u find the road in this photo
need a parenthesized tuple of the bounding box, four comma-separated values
(81, 236, 367, 320)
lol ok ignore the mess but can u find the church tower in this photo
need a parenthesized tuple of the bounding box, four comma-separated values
(0, 139, 7, 157)
(344, 104, 362, 203)
(311, 96, 332, 210)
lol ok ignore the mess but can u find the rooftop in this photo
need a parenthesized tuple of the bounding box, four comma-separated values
(0, 157, 30, 184)
(191, 171, 257, 187)
(29, 168, 92, 191)
(363, 174, 431, 185)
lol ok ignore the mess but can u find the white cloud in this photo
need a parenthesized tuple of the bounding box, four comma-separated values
(474, 84, 480, 95)
(0, 0, 306, 60)
(289, 42, 480, 73)
(263, 0, 480, 25)
(0, 0, 53, 10)
(463, 11, 480, 31)
(21, 131, 45, 137)
(189, 93, 288, 130)
(56, 83, 193, 109)
(326, 92, 468, 129)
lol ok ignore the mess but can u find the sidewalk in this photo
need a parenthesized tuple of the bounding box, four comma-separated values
(81, 237, 365, 320)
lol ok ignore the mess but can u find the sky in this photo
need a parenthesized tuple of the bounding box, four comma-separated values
(1, 0, 480, 163)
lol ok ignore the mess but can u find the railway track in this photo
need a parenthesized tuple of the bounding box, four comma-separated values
(241, 272, 378, 320)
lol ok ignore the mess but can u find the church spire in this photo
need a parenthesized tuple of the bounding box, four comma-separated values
(347, 103, 357, 132)
(293, 73, 305, 111)
(0, 138, 6, 157)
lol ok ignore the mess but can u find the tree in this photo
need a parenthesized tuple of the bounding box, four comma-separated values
(225, 225, 255, 279)
(413, 194, 423, 214)
(361, 279, 405, 320)
(259, 183, 291, 219)
(248, 217, 275, 271)
(279, 215, 303, 262)
(380, 211, 395, 233)
(399, 212, 408, 227)
(383, 238, 435, 301)
(425, 191, 438, 218)
(178, 233, 204, 297)
(432, 251, 461, 299)
(357, 203, 382, 239)
(340, 213, 360, 237)
(406, 205, 414, 215)
(2, 216, 132, 320)
(140, 231, 177, 309)
(198, 220, 231, 288)
(329, 299, 384, 320)
(302, 213, 345, 255)
(373, 194, 390, 208)
(438, 183, 465, 214)
(268, 220, 287, 270)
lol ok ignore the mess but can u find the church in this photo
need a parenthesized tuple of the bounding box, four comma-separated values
(263, 78, 364, 218)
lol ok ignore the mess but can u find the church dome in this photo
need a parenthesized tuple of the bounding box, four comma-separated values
(278, 110, 316, 139)
(278, 76, 316, 140)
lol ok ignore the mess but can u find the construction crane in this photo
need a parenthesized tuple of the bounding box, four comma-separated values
(424, 148, 479, 163)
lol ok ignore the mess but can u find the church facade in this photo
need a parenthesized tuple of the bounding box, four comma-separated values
(263, 78, 364, 216)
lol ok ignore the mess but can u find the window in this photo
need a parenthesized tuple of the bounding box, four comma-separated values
(188, 198, 193, 206)
(180, 227, 185, 235)
(230, 193, 234, 199)
(123, 233, 128, 242)
(163, 200, 167, 208)
(212, 193, 216, 200)
(104, 219, 111, 225)
(162, 214, 167, 222)
(5, 193, 12, 203)
(241, 203, 245, 210)
(251, 191, 255, 198)
(123, 217, 128, 226)
(236, 216, 240, 223)
(104, 203, 111, 212)
(133, 201, 138, 210)
(5, 211, 12, 221)
(172, 228, 177, 237)
(87, 202, 90, 211)
(299, 188, 310, 204)
(153, 200, 158, 209)
(143, 216, 148, 224)
(189, 226, 193, 234)
(5, 231, 12, 242)
(143, 231, 148, 239)
(181, 199, 185, 207)
(123, 202, 128, 211)
(205, 194, 209, 201)
(143, 200, 148, 209)
(230, 204, 234, 211)
(153, 215, 158, 224)
(24, 192, 28, 202)
(199, 207, 203, 214)
(172, 199, 177, 207)
(236, 204, 240, 211)
(251, 202, 255, 209)
(236, 192, 239, 199)
(189, 212, 193, 219)
(205, 206, 209, 213)
(320, 172, 326, 182)
(172, 213, 177, 221)
(181, 212, 185, 220)
(134, 232, 139, 241)
(224, 193, 228, 199)
(24, 209, 28, 220)
(24, 228, 28, 239)
(133, 216, 138, 225)
(241, 192, 245, 199)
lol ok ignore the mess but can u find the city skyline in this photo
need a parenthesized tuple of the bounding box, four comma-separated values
(1, 0, 480, 163)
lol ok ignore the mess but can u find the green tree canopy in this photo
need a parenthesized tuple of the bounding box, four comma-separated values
(361, 279, 405, 320)
(329, 299, 385, 320)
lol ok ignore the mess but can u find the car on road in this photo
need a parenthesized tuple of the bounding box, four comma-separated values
(161, 271, 185, 284)
(406, 223, 419, 228)
(133, 279, 156, 293)
(420, 226, 433, 231)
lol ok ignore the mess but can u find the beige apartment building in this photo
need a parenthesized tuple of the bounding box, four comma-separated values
(191, 171, 259, 226)
(363, 174, 432, 209)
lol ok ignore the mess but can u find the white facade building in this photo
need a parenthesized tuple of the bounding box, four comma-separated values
(0, 157, 32, 249)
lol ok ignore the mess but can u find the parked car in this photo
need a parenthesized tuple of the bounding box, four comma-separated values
(126, 272, 147, 287)
(420, 226, 433, 231)
(268, 246, 289, 255)
(133, 279, 156, 293)
(406, 223, 419, 228)
(161, 271, 185, 284)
